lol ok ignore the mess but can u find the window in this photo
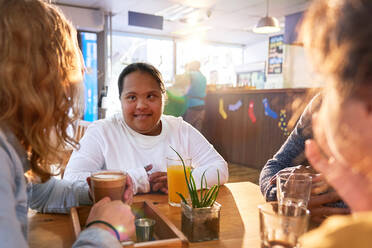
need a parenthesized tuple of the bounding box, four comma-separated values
(176, 39, 243, 86)
(105, 32, 174, 117)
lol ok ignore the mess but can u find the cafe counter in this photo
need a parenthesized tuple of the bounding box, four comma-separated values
(202, 88, 312, 169)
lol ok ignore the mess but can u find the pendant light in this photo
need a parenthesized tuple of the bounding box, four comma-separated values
(253, 0, 280, 34)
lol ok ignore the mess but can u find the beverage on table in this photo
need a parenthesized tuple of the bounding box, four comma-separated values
(258, 202, 309, 248)
(276, 173, 312, 215)
(90, 171, 127, 203)
(166, 157, 191, 207)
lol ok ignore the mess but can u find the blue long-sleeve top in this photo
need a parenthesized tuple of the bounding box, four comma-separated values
(0, 128, 121, 248)
(259, 95, 319, 201)
(185, 71, 207, 108)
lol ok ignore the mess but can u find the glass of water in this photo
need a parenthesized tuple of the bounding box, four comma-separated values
(276, 173, 312, 213)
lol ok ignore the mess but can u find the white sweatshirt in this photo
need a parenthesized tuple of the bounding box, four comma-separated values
(63, 114, 228, 194)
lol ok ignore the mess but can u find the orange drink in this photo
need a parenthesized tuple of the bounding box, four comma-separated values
(166, 157, 192, 207)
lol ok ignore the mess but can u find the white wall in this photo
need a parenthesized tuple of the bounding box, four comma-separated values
(243, 40, 268, 64)
(283, 45, 323, 88)
(56, 5, 104, 32)
(243, 38, 324, 89)
(244, 39, 285, 89)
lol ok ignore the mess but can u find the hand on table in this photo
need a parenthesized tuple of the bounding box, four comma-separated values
(308, 190, 350, 223)
(145, 164, 168, 194)
(148, 172, 168, 194)
(86, 197, 135, 241)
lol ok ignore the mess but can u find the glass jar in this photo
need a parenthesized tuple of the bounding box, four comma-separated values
(181, 201, 221, 242)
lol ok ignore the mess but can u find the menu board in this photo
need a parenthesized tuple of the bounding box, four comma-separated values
(268, 35, 283, 74)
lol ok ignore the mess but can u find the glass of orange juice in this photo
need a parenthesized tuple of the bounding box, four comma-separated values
(166, 157, 192, 207)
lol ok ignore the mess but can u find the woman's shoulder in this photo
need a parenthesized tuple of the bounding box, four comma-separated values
(162, 115, 202, 140)
(162, 115, 190, 129)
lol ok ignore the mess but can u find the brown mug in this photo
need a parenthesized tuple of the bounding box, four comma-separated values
(90, 171, 127, 203)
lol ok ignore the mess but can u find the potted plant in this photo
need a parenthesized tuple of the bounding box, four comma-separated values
(170, 147, 221, 242)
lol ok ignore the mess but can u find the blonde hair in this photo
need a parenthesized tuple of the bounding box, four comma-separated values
(0, 0, 81, 182)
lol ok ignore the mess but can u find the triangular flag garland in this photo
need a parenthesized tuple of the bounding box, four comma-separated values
(228, 100, 242, 111)
(262, 98, 278, 119)
(219, 98, 228, 119)
(248, 100, 257, 123)
(278, 109, 290, 136)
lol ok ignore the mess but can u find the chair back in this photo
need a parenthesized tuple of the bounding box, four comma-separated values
(75, 120, 90, 141)
(60, 120, 91, 179)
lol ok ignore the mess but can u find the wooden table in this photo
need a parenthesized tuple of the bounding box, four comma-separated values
(28, 182, 265, 248)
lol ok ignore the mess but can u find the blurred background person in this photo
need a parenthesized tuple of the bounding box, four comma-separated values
(163, 73, 190, 117)
(182, 60, 207, 132)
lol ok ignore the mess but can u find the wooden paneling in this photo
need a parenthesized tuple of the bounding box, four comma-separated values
(202, 88, 309, 169)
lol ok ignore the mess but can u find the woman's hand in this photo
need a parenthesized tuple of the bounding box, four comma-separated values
(305, 139, 372, 212)
(144, 164, 168, 194)
(308, 190, 350, 223)
(148, 172, 168, 194)
(123, 175, 134, 205)
(86, 197, 135, 241)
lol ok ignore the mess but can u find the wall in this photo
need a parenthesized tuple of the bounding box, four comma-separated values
(57, 5, 104, 32)
(243, 37, 285, 89)
(283, 45, 323, 88)
(243, 40, 268, 64)
(244, 37, 324, 89)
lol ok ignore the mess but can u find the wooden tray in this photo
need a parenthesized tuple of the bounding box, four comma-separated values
(70, 200, 188, 247)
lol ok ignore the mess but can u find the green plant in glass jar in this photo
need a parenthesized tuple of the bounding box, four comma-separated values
(170, 146, 221, 242)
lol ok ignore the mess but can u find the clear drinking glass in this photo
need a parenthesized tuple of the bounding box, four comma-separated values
(166, 157, 192, 207)
(276, 173, 312, 209)
(135, 218, 156, 242)
(181, 201, 221, 242)
(258, 202, 310, 248)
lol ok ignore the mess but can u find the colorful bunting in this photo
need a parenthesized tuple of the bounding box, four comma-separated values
(262, 98, 278, 119)
(248, 100, 257, 123)
(219, 98, 227, 119)
(278, 109, 290, 136)
(228, 100, 242, 111)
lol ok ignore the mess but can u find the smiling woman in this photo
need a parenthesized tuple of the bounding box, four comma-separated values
(63, 62, 228, 195)
(119, 65, 165, 136)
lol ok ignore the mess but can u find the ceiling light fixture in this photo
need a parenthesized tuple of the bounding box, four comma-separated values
(253, 0, 280, 34)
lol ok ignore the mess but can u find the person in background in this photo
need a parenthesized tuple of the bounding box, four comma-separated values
(163, 74, 190, 117)
(0, 1, 134, 247)
(259, 93, 350, 223)
(64, 62, 228, 195)
(182, 61, 207, 132)
(296, 0, 372, 247)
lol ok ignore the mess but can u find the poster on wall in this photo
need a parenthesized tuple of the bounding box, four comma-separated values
(268, 34, 283, 74)
(80, 32, 98, 122)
